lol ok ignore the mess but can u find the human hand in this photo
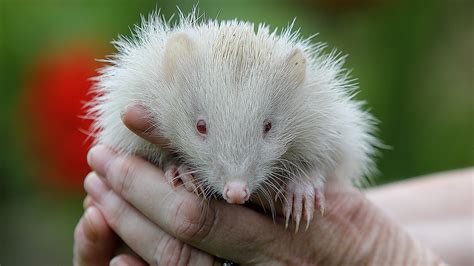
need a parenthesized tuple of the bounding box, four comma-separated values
(74, 105, 443, 265)
(73, 202, 148, 266)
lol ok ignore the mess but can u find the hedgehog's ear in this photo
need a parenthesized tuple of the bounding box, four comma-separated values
(284, 48, 306, 86)
(163, 32, 193, 77)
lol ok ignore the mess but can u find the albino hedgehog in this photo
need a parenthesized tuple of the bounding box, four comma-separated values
(88, 9, 379, 231)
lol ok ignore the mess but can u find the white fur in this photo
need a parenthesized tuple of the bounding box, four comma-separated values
(87, 9, 380, 199)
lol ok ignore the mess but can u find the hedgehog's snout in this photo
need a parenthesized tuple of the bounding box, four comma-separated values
(223, 180, 250, 204)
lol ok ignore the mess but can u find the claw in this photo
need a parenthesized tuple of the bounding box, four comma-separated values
(181, 177, 196, 192)
(294, 211, 301, 233)
(303, 194, 314, 231)
(284, 203, 291, 230)
(183, 179, 196, 192)
(176, 165, 194, 192)
(165, 165, 197, 194)
(165, 165, 179, 189)
(284, 191, 293, 230)
(280, 179, 326, 233)
(315, 189, 326, 217)
(293, 193, 303, 233)
(285, 213, 290, 230)
(305, 216, 311, 231)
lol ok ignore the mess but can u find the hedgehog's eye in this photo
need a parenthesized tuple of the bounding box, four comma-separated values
(263, 119, 272, 137)
(196, 119, 207, 136)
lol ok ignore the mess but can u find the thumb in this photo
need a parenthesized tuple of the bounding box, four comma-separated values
(121, 104, 170, 147)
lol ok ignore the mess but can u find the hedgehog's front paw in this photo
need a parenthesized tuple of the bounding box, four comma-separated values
(281, 179, 325, 233)
(164, 164, 198, 193)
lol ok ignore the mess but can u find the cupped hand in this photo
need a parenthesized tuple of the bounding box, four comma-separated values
(74, 104, 442, 265)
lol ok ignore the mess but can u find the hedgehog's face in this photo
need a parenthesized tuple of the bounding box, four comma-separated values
(177, 95, 292, 204)
(160, 31, 306, 204)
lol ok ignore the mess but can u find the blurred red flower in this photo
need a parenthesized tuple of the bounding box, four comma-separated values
(22, 43, 104, 192)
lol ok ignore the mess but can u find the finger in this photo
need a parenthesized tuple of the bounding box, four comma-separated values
(83, 195, 94, 210)
(87, 145, 286, 264)
(121, 104, 169, 146)
(84, 172, 214, 265)
(73, 206, 118, 266)
(84, 172, 168, 263)
(110, 254, 147, 266)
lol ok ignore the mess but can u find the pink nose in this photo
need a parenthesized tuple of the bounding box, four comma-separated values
(223, 181, 250, 204)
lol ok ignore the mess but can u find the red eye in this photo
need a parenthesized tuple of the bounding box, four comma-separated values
(196, 119, 207, 136)
(263, 120, 272, 136)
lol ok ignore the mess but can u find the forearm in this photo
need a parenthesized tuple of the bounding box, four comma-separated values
(362, 200, 443, 265)
(366, 168, 473, 265)
(337, 195, 442, 265)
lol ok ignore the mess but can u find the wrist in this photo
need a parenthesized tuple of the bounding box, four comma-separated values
(355, 196, 444, 265)
(296, 184, 444, 265)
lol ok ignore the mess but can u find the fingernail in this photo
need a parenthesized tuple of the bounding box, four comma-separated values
(121, 103, 152, 132)
(87, 145, 116, 175)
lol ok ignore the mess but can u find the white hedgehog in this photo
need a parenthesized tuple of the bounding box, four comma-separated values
(88, 9, 379, 231)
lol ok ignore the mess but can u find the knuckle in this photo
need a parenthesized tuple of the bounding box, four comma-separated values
(153, 236, 187, 266)
(106, 196, 129, 229)
(172, 198, 215, 243)
(108, 156, 136, 197)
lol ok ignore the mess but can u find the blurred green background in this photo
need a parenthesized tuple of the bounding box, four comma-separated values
(0, 0, 472, 264)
